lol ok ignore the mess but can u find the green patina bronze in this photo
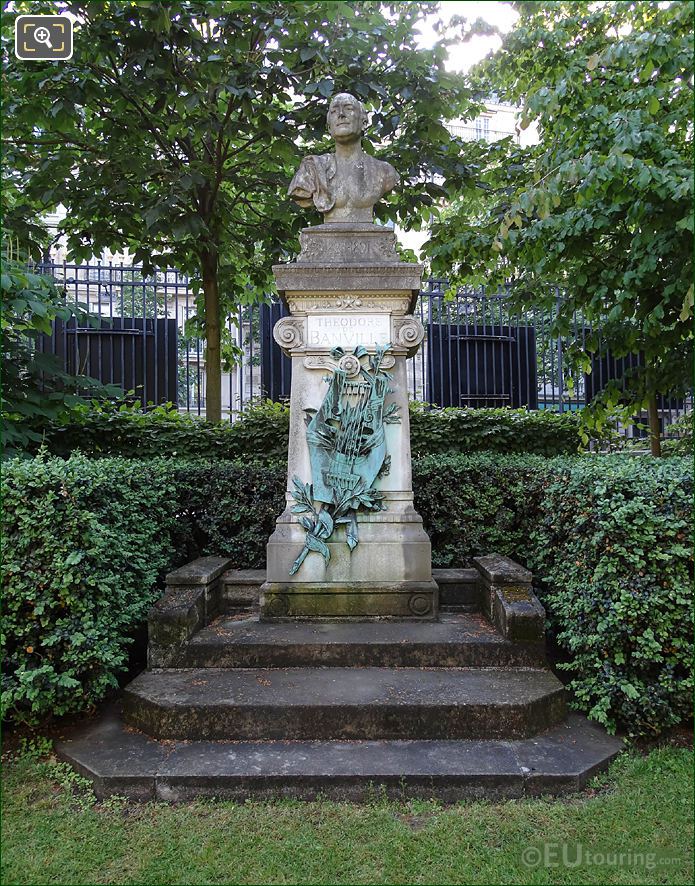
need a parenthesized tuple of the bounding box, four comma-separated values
(289, 343, 400, 575)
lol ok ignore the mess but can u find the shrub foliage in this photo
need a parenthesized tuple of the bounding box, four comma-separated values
(0, 263, 117, 457)
(42, 400, 583, 460)
(529, 457, 693, 737)
(409, 404, 583, 457)
(415, 452, 692, 736)
(2, 452, 691, 736)
(172, 460, 286, 567)
(42, 400, 290, 462)
(1, 454, 183, 723)
(413, 453, 548, 566)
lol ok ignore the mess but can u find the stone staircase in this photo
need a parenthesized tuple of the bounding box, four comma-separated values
(57, 556, 622, 802)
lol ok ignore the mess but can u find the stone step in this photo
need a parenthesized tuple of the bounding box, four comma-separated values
(221, 569, 265, 611)
(122, 666, 566, 741)
(56, 709, 623, 802)
(434, 568, 480, 610)
(175, 612, 545, 669)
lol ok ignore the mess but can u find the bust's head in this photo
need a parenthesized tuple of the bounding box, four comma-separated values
(327, 93, 368, 144)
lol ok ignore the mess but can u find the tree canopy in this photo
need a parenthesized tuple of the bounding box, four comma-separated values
(426, 0, 693, 451)
(3, 0, 487, 421)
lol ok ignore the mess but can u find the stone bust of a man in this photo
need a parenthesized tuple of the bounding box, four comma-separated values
(288, 93, 399, 224)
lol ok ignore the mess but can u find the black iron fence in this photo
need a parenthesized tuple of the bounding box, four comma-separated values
(36, 261, 689, 436)
(48, 315, 178, 406)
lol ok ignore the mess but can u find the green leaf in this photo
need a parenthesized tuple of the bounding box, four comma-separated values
(316, 509, 334, 539)
(290, 503, 312, 514)
(346, 512, 359, 551)
(305, 533, 330, 564)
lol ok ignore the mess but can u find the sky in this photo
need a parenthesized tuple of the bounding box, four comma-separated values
(415, 1, 519, 71)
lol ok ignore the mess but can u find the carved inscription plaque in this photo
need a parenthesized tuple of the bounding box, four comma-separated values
(307, 313, 390, 348)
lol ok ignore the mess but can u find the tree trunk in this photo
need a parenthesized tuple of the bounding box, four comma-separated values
(647, 392, 661, 457)
(201, 249, 222, 424)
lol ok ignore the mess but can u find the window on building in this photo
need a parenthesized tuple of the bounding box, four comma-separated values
(475, 116, 491, 140)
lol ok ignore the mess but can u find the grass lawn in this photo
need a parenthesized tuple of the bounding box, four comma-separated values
(1, 744, 692, 886)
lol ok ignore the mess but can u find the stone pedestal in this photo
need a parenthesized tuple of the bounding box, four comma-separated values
(261, 224, 437, 620)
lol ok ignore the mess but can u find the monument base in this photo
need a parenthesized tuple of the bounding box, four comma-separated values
(263, 506, 437, 620)
(259, 579, 439, 621)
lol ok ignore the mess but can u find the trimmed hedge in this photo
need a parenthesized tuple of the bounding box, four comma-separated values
(1, 454, 183, 723)
(413, 453, 547, 567)
(172, 460, 286, 567)
(40, 400, 290, 462)
(1, 454, 287, 724)
(529, 457, 693, 737)
(39, 400, 585, 460)
(415, 453, 693, 736)
(409, 404, 583, 457)
(2, 452, 691, 736)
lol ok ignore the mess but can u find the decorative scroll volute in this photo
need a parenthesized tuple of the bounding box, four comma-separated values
(392, 316, 425, 357)
(273, 317, 305, 355)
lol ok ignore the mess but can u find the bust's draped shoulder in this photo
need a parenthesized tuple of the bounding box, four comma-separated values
(288, 152, 399, 217)
(367, 155, 399, 193)
(288, 154, 337, 213)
